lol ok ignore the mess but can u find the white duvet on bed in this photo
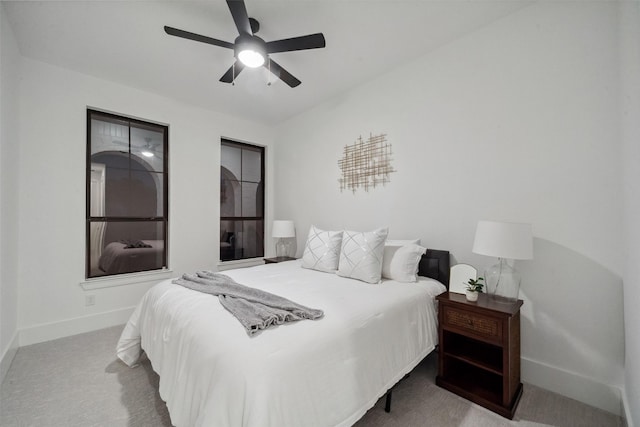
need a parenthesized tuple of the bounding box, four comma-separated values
(117, 260, 446, 427)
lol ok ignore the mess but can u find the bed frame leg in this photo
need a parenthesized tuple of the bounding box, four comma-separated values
(385, 390, 392, 413)
(385, 372, 410, 413)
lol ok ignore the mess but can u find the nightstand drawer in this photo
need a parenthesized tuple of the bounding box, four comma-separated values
(442, 306, 502, 341)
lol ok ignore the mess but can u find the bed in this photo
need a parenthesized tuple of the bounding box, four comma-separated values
(99, 239, 164, 275)
(117, 249, 449, 427)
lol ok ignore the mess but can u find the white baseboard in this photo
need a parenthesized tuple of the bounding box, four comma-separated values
(19, 306, 136, 347)
(522, 356, 623, 416)
(621, 387, 634, 427)
(0, 330, 19, 385)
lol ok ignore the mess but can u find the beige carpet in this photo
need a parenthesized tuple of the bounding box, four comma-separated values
(0, 325, 622, 427)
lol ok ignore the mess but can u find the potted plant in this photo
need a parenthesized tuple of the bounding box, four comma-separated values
(465, 277, 484, 302)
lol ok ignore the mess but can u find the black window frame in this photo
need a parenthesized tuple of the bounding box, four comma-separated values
(220, 138, 265, 261)
(86, 109, 169, 278)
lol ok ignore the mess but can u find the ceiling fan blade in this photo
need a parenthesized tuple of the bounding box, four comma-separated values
(164, 26, 233, 49)
(266, 59, 301, 88)
(219, 61, 246, 83)
(266, 33, 326, 54)
(226, 0, 253, 35)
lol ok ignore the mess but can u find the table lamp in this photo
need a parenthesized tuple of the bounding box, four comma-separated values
(472, 220, 533, 302)
(272, 220, 295, 258)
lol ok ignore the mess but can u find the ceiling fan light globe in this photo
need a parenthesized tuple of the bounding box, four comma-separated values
(238, 49, 265, 68)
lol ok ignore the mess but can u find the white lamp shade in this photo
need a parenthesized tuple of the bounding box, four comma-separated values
(472, 220, 533, 260)
(272, 220, 295, 238)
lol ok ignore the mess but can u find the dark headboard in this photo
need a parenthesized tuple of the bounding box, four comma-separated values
(418, 249, 450, 289)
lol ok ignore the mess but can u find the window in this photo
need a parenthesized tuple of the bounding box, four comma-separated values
(220, 139, 264, 261)
(86, 109, 168, 278)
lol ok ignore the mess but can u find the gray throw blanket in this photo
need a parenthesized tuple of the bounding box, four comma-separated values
(172, 271, 323, 336)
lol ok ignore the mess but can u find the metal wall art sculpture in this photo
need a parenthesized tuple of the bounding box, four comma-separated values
(338, 133, 395, 193)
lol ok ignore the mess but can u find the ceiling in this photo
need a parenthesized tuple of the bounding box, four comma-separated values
(3, 1, 532, 125)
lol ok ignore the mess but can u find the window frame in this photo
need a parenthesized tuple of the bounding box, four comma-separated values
(85, 109, 169, 279)
(220, 138, 265, 262)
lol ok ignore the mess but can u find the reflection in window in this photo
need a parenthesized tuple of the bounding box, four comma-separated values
(86, 109, 168, 278)
(220, 140, 264, 261)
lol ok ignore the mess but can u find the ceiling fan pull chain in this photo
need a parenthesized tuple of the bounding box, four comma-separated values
(267, 58, 272, 86)
(232, 61, 235, 86)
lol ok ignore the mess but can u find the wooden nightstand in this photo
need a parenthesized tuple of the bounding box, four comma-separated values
(264, 257, 296, 264)
(436, 291, 523, 419)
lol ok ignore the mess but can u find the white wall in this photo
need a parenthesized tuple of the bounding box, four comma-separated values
(0, 3, 21, 382)
(15, 58, 274, 345)
(620, 1, 640, 426)
(275, 1, 625, 415)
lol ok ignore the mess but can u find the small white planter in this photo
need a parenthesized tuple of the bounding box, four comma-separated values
(465, 290, 479, 302)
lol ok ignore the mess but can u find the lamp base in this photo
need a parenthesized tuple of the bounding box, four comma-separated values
(485, 258, 521, 303)
(276, 239, 291, 258)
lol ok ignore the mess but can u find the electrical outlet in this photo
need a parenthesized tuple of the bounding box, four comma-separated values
(85, 294, 96, 306)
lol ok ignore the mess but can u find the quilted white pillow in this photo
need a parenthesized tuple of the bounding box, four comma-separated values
(301, 226, 344, 272)
(337, 228, 389, 284)
(382, 243, 427, 282)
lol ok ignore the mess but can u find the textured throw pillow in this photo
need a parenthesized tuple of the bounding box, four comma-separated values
(337, 228, 389, 284)
(301, 226, 344, 272)
(382, 243, 427, 282)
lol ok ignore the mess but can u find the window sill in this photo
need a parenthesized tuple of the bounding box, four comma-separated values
(79, 268, 174, 290)
(217, 258, 264, 271)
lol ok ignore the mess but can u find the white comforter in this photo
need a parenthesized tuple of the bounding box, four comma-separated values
(117, 260, 446, 427)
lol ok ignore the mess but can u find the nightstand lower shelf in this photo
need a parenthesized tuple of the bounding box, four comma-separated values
(436, 373, 523, 419)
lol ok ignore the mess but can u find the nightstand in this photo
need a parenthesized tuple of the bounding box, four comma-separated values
(264, 257, 296, 264)
(435, 291, 523, 419)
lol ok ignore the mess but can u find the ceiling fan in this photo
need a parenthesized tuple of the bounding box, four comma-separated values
(164, 0, 326, 88)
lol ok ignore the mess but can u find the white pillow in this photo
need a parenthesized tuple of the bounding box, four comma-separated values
(337, 228, 389, 284)
(382, 243, 427, 282)
(385, 239, 420, 246)
(383, 239, 419, 268)
(301, 226, 343, 272)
